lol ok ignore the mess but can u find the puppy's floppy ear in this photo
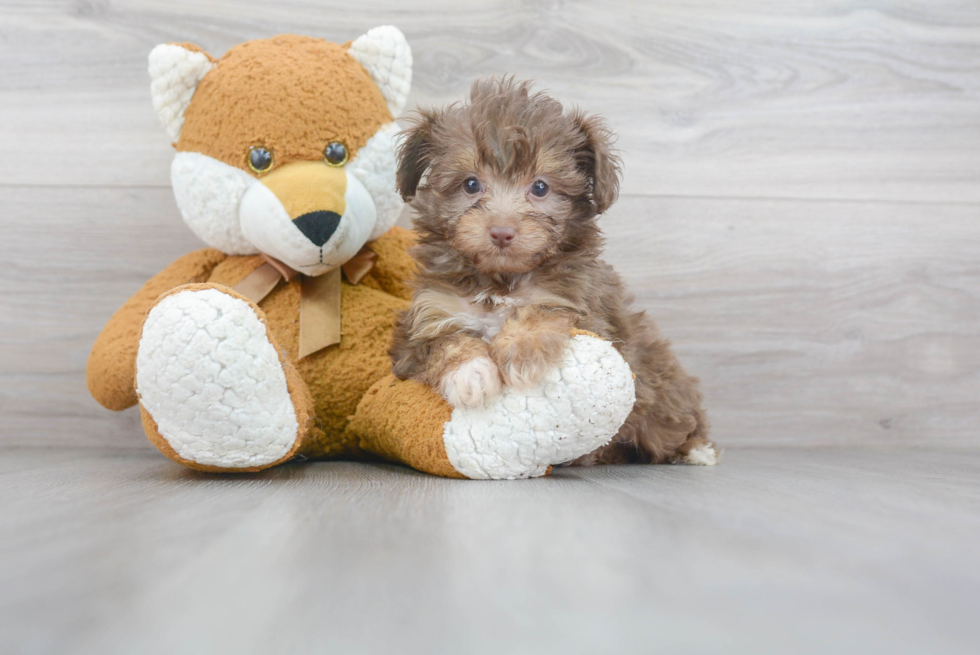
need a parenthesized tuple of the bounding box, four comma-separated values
(396, 109, 439, 200)
(571, 111, 622, 214)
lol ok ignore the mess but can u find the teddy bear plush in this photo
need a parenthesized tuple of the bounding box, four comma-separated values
(86, 26, 637, 480)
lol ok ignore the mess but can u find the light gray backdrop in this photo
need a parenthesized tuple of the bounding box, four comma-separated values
(2, 0, 978, 449)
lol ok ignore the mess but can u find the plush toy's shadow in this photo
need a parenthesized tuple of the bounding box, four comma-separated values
(157, 457, 436, 485)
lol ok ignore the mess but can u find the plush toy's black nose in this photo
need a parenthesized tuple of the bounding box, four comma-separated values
(293, 211, 342, 247)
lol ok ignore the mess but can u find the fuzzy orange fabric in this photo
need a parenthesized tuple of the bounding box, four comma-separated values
(86, 248, 227, 410)
(90, 31, 465, 478)
(350, 375, 466, 478)
(88, 227, 459, 474)
(138, 283, 316, 473)
(199, 229, 418, 458)
(176, 35, 393, 172)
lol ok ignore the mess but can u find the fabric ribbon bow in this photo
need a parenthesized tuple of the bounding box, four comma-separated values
(232, 246, 377, 358)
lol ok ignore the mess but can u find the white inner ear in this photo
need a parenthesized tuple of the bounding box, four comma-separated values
(171, 152, 258, 255)
(348, 122, 403, 241)
(348, 25, 412, 117)
(149, 44, 213, 142)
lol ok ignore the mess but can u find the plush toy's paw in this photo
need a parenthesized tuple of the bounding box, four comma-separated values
(135, 286, 307, 471)
(442, 335, 636, 480)
(439, 356, 502, 408)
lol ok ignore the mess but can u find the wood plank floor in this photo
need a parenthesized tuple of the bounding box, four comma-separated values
(1, 447, 978, 654)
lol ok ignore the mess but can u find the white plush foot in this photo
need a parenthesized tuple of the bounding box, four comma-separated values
(682, 443, 720, 466)
(439, 356, 502, 408)
(442, 335, 636, 480)
(135, 288, 301, 469)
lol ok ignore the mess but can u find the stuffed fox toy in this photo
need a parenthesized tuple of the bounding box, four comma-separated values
(86, 26, 637, 480)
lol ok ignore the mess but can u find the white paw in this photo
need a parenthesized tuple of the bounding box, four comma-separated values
(442, 335, 636, 480)
(439, 356, 502, 408)
(682, 443, 719, 466)
(135, 288, 301, 469)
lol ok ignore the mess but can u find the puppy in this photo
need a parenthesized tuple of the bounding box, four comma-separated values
(390, 77, 716, 465)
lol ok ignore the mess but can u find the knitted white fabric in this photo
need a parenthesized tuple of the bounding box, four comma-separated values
(443, 335, 636, 480)
(136, 289, 300, 468)
(149, 44, 213, 142)
(348, 26, 413, 117)
(171, 152, 258, 255)
(349, 122, 403, 241)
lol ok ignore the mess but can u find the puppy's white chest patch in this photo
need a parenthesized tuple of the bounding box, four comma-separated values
(456, 292, 537, 340)
(458, 298, 515, 341)
(413, 288, 551, 342)
(471, 307, 511, 341)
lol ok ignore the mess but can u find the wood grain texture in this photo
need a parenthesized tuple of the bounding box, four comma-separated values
(1, 447, 978, 654)
(1, 1, 979, 200)
(3, 187, 978, 448)
(0, 1, 978, 450)
(603, 195, 980, 448)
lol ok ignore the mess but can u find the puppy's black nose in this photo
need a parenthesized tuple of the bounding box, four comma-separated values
(293, 211, 342, 247)
(489, 225, 516, 248)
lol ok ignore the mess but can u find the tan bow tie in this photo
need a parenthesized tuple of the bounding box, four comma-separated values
(232, 246, 378, 358)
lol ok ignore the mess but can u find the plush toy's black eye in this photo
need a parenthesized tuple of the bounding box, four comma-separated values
(530, 179, 549, 198)
(463, 177, 482, 194)
(247, 146, 274, 174)
(324, 142, 348, 166)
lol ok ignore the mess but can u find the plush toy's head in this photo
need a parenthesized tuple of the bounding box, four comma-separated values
(148, 26, 412, 276)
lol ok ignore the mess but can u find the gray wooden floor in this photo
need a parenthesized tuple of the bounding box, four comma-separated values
(2, 1, 979, 653)
(1, 447, 978, 654)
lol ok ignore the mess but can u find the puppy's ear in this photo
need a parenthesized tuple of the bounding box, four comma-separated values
(396, 109, 439, 200)
(572, 111, 622, 214)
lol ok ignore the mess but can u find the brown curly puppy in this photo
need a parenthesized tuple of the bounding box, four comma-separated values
(390, 77, 716, 465)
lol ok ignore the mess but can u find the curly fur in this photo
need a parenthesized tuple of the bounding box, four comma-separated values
(390, 77, 714, 463)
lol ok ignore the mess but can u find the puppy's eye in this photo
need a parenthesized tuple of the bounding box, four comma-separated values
(324, 142, 348, 167)
(463, 177, 482, 194)
(530, 180, 549, 198)
(247, 146, 274, 174)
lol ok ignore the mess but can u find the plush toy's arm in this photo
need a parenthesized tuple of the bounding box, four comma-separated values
(86, 249, 227, 411)
(365, 225, 417, 301)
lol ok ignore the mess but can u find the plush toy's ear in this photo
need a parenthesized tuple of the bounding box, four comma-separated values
(348, 25, 413, 117)
(148, 43, 214, 142)
(570, 110, 622, 214)
(396, 109, 438, 200)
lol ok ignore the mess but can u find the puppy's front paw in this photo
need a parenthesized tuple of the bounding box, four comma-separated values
(439, 356, 502, 408)
(490, 329, 570, 390)
(497, 352, 552, 390)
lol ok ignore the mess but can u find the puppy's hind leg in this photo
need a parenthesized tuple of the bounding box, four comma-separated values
(635, 378, 718, 466)
(575, 346, 717, 466)
(620, 318, 717, 465)
(674, 431, 720, 466)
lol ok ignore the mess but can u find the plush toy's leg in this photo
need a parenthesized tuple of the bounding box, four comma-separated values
(135, 284, 314, 472)
(350, 334, 636, 480)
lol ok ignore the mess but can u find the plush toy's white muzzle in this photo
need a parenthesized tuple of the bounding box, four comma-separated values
(170, 122, 403, 273)
(239, 162, 377, 276)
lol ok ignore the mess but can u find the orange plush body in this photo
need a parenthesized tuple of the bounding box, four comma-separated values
(87, 28, 637, 479)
